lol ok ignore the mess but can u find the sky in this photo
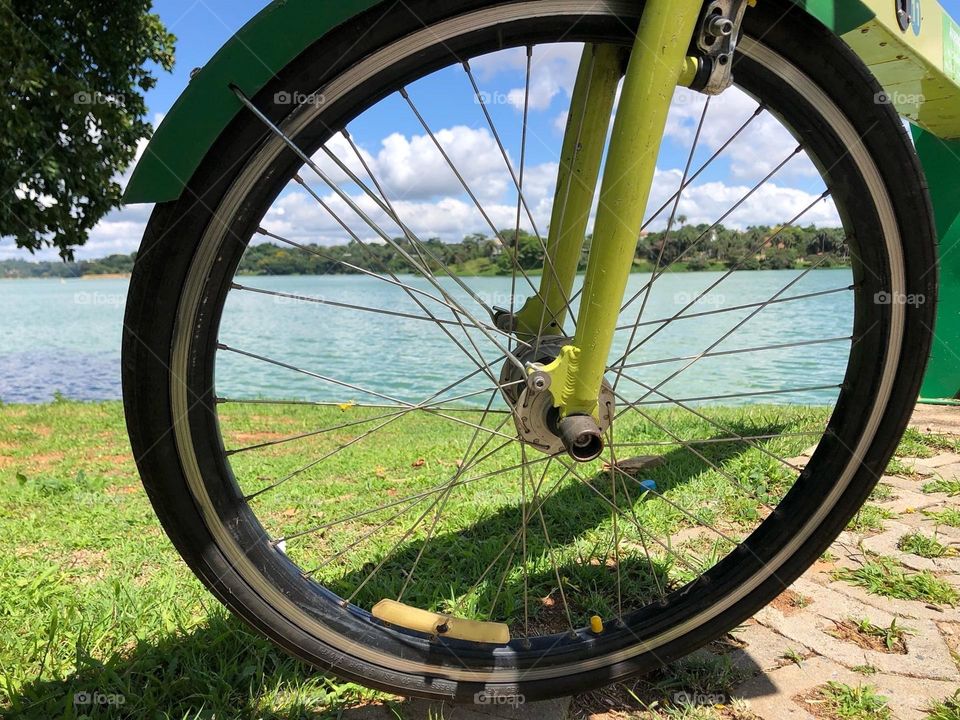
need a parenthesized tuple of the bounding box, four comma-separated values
(4, 0, 959, 261)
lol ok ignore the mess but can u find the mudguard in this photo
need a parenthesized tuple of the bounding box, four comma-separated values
(123, 0, 381, 205)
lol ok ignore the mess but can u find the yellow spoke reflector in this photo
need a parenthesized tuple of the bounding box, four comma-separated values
(372, 599, 510, 645)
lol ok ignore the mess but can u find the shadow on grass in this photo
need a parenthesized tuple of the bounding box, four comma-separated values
(323, 420, 789, 631)
(3, 424, 787, 719)
(3, 605, 778, 720)
(0, 605, 411, 720)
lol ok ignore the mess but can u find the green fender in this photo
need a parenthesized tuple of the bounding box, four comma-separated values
(124, 0, 382, 205)
(122, 0, 874, 205)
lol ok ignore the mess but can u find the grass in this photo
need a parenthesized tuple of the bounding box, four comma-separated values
(885, 457, 913, 476)
(847, 505, 895, 533)
(0, 400, 954, 719)
(828, 618, 911, 653)
(924, 508, 960, 528)
(806, 682, 890, 720)
(868, 483, 894, 502)
(898, 531, 957, 559)
(0, 401, 827, 718)
(926, 691, 960, 720)
(923, 477, 960, 496)
(833, 556, 959, 606)
(895, 429, 938, 459)
(781, 648, 805, 667)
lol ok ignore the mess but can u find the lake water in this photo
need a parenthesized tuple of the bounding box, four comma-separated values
(0, 269, 854, 406)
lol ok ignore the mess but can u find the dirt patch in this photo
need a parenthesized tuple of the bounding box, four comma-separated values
(508, 593, 574, 638)
(19, 451, 65, 471)
(795, 684, 889, 720)
(63, 548, 109, 582)
(827, 619, 907, 654)
(228, 431, 289, 445)
(105, 484, 141, 496)
(937, 622, 960, 670)
(708, 631, 749, 655)
(769, 589, 811, 615)
(910, 405, 960, 436)
(94, 453, 132, 465)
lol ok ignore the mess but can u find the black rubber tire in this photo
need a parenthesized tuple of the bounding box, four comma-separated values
(123, 0, 937, 701)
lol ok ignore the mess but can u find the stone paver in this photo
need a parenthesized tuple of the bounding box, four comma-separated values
(736, 655, 959, 720)
(754, 577, 959, 681)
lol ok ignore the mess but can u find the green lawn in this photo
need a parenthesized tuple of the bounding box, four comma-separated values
(0, 400, 939, 718)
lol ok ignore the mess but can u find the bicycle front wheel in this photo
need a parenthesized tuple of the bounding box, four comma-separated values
(123, 0, 936, 700)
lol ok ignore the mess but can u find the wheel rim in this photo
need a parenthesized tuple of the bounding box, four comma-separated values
(166, 3, 905, 682)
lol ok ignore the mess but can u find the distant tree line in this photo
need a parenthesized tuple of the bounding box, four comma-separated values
(235, 222, 849, 276)
(0, 223, 849, 279)
(0, 253, 137, 278)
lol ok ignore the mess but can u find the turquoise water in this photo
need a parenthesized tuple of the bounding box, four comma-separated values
(0, 269, 854, 406)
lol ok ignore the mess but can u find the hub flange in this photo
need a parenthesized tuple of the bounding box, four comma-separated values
(500, 337, 615, 458)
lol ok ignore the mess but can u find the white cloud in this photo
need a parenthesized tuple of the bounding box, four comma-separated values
(666, 86, 818, 180)
(471, 43, 584, 112)
(310, 125, 511, 205)
(644, 167, 840, 231)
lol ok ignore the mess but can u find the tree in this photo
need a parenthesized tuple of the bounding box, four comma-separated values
(1, 1, 175, 259)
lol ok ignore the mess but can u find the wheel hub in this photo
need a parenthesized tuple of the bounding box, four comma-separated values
(499, 336, 615, 457)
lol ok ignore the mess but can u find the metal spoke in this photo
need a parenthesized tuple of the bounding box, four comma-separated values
(254, 227, 453, 315)
(396, 390, 503, 600)
(535, 483, 577, 635)
(566, 104, 766, 308)
(616, 146, 806, 319)
(617, 383, 843, 406)
(606, 428, 623, 619)
(316, 415, 513, 584)
(612, 430, 824, 449)
(612, 95, 711, 395)
(609, 389, 776, 513)
(611, 188, 832, 372)
(446, 461, 572, 625)
(225, 382, 517, 456)
(241, 360, 523, 500)
(287, 173, 507, 381)
(278, 437, 519, 544)
(614, 285, 854, 332)
(335, 128, 533, 359)
(614, 252, 840, 405)
(462, 57, 573, 323)
(255, 222, 503, 386)
(509, 46, 533, 353)
(608, 457, 667, 602)
(218, 397, 512, 414)
(227, 407, 407, 456)
(555, 457, 705, 576)
(231, 84, 528, 377)
(396, 86, 570, 332)
(317, 139, 501, 324)
(609, 462, 741, 550)
(231, 281, 531, 349)
(616, 335, 852, 372)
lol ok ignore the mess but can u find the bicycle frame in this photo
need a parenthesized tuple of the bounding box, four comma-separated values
(518, 0, 703, 424)
(122, 0, 960, 404)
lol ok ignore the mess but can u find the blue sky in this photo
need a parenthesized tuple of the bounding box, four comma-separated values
(5, 0, 959, 260)
(146, 0, 960, 122)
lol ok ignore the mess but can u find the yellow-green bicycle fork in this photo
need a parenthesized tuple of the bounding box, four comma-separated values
(509, 0, 706, 460)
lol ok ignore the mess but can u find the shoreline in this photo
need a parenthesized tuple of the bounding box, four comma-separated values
(0, 263, 851, 281)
